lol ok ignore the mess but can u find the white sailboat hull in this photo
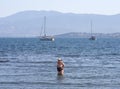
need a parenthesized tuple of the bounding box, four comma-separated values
(40, 36, 55, 41)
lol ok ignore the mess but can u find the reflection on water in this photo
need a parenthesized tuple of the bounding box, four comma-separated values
(57, 74, 65, 82)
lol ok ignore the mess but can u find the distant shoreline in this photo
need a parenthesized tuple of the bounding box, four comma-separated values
(0, 32, 120, 38)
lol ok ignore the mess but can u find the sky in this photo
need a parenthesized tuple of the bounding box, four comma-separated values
(1, 0, 120, 17)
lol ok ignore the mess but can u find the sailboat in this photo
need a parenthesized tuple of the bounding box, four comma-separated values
(40, 16, 55, 41)
(89, 20, 96, 40)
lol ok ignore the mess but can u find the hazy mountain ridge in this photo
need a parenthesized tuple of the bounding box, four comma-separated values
(0, 10, 120, 37)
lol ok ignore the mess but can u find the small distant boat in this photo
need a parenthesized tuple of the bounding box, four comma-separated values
(89, 20, 96, 40)
(40, 35, 55, 41)
(40, 16, 55, 41)
(89, 35, 96, 40)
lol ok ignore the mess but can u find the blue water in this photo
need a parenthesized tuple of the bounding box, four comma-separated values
(0, 38, 120, 89)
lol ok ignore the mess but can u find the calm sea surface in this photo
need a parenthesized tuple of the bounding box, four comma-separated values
(0, 38, 120, 89)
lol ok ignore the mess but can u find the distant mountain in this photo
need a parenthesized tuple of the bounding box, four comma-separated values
(0, 10, 120, 37)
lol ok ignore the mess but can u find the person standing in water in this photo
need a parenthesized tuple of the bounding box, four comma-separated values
(57, 58, 65, 75)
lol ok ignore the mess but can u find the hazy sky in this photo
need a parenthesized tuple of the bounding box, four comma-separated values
(1, 0, 120, 17)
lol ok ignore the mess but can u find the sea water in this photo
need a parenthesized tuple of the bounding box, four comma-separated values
(0, 38, 120, 89)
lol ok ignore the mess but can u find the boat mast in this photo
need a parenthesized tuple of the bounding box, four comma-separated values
(90, 20, 93, 36)
(44, 16, 46, 36)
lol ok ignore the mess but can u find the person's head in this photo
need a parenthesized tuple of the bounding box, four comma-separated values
(58, 58, 62, 61)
